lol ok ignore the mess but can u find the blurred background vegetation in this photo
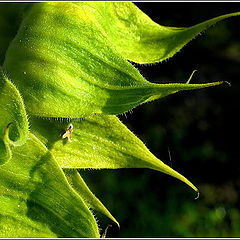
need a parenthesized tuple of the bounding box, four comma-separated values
(1, 2, 239, 238)
(80, 3, 240, 237)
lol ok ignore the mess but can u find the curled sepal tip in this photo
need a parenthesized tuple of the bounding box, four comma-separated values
(186, 70, 198, 84)
(195, 190, 200, 200)
(0, 139, 11, 164)
(222, 81, 231, 87)
(0, 70, 28, 164)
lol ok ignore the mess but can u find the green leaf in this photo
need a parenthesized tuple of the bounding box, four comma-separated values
(0, 69, 28, 164)
(3, 3, 225, 118)
(64, 169, 119, 228)
(30, 115, 198, 192)
(0, 133, 100, 238)
(80, 2, 240, 63)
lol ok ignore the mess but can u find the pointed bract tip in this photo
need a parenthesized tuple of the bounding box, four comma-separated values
(117, 221, 120, 229)
(222, 81, 231, 87)
(113, 219, 120, 229)
(194, 190, 200, 200)
(109, 215, 120, 229)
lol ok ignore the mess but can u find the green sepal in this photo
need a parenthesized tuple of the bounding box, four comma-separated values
(0, 69, 28, 164)
(3, 3, 226, 118)
(30, 114, 198, 192)
(79, 3, 240, 63)
(0, 133, 100, 238)
(64, 169, 120, 228)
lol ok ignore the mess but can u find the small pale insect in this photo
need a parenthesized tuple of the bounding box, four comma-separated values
(62, 123, 73, 142)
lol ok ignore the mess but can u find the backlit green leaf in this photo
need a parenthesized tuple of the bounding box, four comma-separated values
(30, 115, 198, 192)
(0, 69, 28, 164)
(3, 3, 225, 118)
(64, 169, 119, 227)
(81, 2, 240, 63)
(0, 133, 100, 238)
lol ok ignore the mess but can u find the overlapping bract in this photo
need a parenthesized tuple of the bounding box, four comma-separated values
(0, 134, 99, 237)
(31, 115, 197, 192)
(3, 3, 231, 118)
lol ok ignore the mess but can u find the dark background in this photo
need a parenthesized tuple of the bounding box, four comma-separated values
(80, 2, 240, 238)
